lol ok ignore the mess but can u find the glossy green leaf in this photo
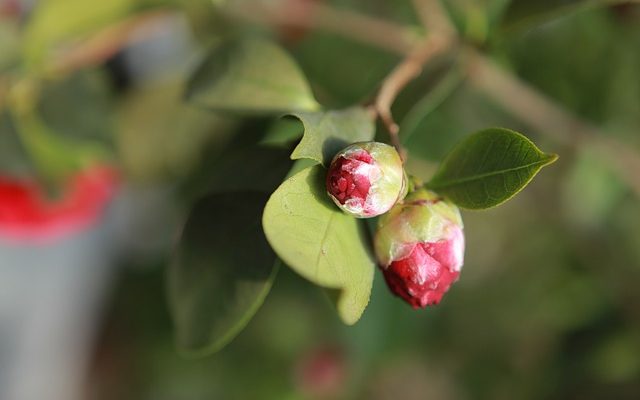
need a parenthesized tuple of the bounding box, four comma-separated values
(262, 166, 374, 324)
(426, 128, 558, 209)
(290, 107, 375, 166)
(169, 191, 278, 356)
(186, 37, 320, 114)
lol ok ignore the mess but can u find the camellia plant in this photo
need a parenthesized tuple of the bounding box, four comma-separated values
(168, 34, 558, 355)
(2, 1, 640, 398)
(7, 0, 616, 359)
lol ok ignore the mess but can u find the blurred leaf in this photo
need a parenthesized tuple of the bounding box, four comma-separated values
(442, 0, 510, 42)
(169, 191, 278, 355)
(426, 128, 557, 209)
(0, 21, 20, 70)
(22, 0, 134, 67)
(293, 32, 399, 108)
(262, 166, 374, 324)
(186, 37, 320, 114)
(562, 146, 626, 229)
(403, 80, 523, 163)
(399, 65, 465, 144)
(259, 117, 303, 148)
(0, 111, 34, 177)
(117, 81, 232, 181)
(183, 143, 292, 199)
(290, 107, 375, 166)
(9, 105, 111, 181)
(39, 71, 115, 145)
(588, 331, 640, 383)
(500, 0, 626, 32)
(504, 10, 617, 124)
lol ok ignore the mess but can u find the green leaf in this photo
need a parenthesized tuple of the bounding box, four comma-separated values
(168, 191, 277, 356)
(399, 64, 465, 145)
(0, 111, 35, 177)
(0, 22, 20, 71)
(182, 144, 293, 200)
(260, 117, 304, 148)
(39, 71, 115, 146)
(262, 166, 374, 324)
(562, 145, 625, 229)
(426, 128, 558, 209)
(186, 37, 320, 114)
(500, 0, 627, 32)
(285, 158, 318, 180)
(292, 32, 400, 108)
(22, 0, 134, 68)
(290, 107, 375, 166)
(10, 108, 111, 182)
(117, 81, 233, 181)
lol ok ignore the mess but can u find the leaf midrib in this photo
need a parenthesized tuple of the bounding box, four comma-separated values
(314, 211, 336, 280)
(428, 156, 554, 189)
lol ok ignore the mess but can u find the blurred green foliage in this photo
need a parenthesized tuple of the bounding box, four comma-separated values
(2, 0, 640, 399)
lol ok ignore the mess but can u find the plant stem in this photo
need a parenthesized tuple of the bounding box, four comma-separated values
(48, 10, 174, 76)
(371, 0, 455, 160)
(373, 33, 452, 160)
(224, 0, 419, 55)
(228, 0, 640, 197)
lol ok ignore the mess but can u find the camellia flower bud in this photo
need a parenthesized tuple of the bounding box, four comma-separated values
(374, 188, 464, 308)
(326, 142, 406, 218)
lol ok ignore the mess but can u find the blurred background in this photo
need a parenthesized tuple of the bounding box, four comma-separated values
(1, 0, 640, 399)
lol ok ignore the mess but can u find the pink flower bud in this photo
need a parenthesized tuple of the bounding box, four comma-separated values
(374, 188, 464, 308)
(326, 142, 406, 218)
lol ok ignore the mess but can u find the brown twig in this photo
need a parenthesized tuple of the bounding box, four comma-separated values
(372, 34, 452, 159)
(371, 0, 455, 160)
(225, 0, 419, 55)
(411, 0, 456, 36)
(228, 0, 640, 196)
(48, 10, 175, 75)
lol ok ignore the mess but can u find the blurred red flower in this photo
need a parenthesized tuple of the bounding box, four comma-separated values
(0, 166, 120, 241)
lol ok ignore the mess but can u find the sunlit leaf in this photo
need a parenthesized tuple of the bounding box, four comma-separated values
(262, 166, 374, 324)
(290, 107, 375, 166)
